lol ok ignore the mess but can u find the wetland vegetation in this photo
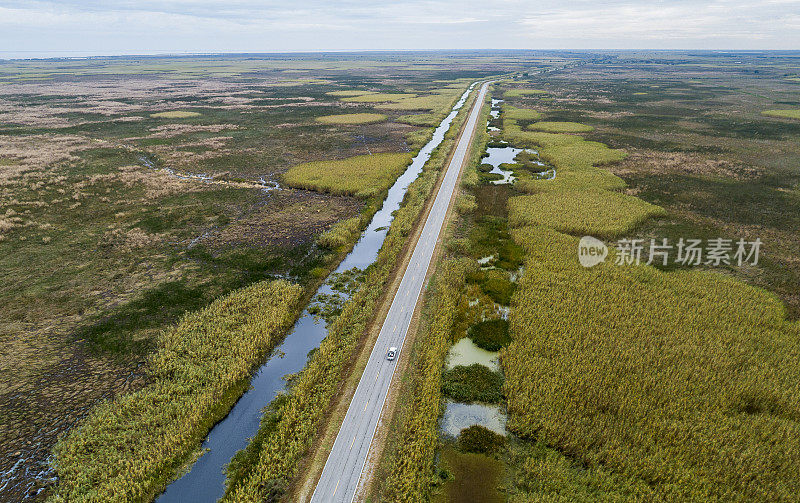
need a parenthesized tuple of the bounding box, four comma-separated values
(0, 52, 520, 501)
(3, 50, 800, 503)
(373, 50, 800, 503)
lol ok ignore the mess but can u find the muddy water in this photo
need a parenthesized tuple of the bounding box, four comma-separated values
(440, 401, 507, 437)
(445, 338, 499, 372)
(156, 83, 477, 503)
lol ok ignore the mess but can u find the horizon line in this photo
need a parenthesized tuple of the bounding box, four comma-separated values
(3, 48, 800, 62)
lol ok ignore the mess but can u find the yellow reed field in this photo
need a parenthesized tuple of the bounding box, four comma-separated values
(51, 280, 304, 502)
(282, 152, 413, 198)
(502, 105, 543, 122)
(341, 93, 417, 103)
(150, 110, 201, 118)
(379, 90, 459, 112)
(315, 112, 387, 124)
(509, 189, 666, 238)
(497, 102, 800, 500)
(505, 225, 800, 501)
(762, 109, 800, 119)
(316, 216, 362, 250)
(325, 90, 377, 97)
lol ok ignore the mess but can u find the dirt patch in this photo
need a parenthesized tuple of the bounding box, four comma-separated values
(202, 189, 362, 250)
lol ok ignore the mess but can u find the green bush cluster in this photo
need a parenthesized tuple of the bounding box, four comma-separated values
(457, 425, 506, 455)
(467, 318, 511, 351)
(442, 364, 504, 403)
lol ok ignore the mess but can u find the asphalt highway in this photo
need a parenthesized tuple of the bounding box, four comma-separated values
(311, 81, 489, 503)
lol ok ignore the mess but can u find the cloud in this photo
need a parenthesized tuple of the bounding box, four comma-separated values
(0, 0, 797, 55)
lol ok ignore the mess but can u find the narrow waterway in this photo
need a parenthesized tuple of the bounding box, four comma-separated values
(156, 83, 477, 503)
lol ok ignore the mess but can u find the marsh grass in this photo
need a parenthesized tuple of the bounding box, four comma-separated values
(762, 109, 800, 120)
(502, 105, 542, 122)
(509, 189, 666, 238)
(52, 280, 304, 502)
(433, 445, 505, 503)
(341, 93, 417, 103)
(150, 111, 202, 119)
(282, 152, 413, 198)
(325, 90, 377, 97)
(315, 113, 387, 124)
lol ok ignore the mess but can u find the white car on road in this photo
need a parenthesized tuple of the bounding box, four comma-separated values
(386, 347, 397, 361)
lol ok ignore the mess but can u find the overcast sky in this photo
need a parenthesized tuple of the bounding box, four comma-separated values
(1, 0, 799, 58)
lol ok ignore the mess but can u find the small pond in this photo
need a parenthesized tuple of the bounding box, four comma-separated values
(440, 400, 507, 437)
(445, 337, 499, 371)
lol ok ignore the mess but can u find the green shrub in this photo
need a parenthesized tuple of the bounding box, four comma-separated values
(468, 318, 511, 351)
(480, 269, 516, 305)
(458, 425, 506, 454)
(455, 193, 477, 214)
(442, 364, 504, 403)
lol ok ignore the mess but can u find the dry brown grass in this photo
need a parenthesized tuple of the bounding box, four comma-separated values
(611, 150, 763, 180)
